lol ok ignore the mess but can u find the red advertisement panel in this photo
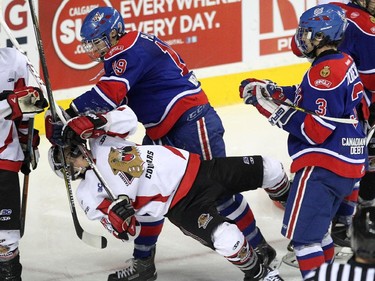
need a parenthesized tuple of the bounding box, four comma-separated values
(257, 0, 318, 56)
(39, 0, 242, 90)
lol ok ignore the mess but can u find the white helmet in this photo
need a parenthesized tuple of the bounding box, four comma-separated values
(48, 145, 65, 178)
(48, 145, 86, 180)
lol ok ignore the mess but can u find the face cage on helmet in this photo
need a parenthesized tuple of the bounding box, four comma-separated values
(296, 27, 317, 58)
(82, 35, 111, 62)
(52, 146, 86, 180)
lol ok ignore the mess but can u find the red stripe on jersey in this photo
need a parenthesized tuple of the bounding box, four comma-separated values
(298, 254, 325, 272)
(96, 80, 128, 105)
(146, 91, 209, 140)
(344, 188, 359, 202)
(0, 126, 14, 154)
(169, 153, 201, 209)
(138, 223, 164, 237)
(14, 78, 26, 89)
(286, 167, 313, 238)
(164, 145, 186, 159)
(360, 73, 375, 95)
(304, 115, 332, 144)
(0, 159, 22, 172)
(197, 117, 212, 160)
(235, 209, 255, 231)
(323, 244, 335, 263)
(291, 153, 365, 178)
(133, 194, 169, 210)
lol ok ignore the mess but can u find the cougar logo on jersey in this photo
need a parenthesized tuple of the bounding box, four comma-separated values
(320, 66, 330, 78)
(108, 146, 144, 178)
(197, 213, 213, 229)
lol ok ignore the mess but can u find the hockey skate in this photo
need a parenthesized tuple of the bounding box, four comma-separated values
(331, 222, 351, 248)
(254, 238, 276, 267)
(108, 248, 157, 281)
(0, 253, 22, 281)
(244, 265, 284, 281)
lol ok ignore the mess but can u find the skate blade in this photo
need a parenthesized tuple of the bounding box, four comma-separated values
(281, 252, 299, 268)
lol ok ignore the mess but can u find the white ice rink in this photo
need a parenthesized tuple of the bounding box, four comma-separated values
(19, 103, 341, 281)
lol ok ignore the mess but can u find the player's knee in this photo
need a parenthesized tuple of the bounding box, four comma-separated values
(262, 156, 290, 201)
(212, 222, 244, 256)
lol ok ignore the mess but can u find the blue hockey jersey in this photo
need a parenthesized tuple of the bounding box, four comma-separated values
(281, 52, 367, 178)
(71, 31, 209, 140)
(334, 2, 375, 100)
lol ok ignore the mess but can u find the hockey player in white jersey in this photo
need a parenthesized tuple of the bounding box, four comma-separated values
(0, 47, 48, 281)
(49, 105, 289, 281)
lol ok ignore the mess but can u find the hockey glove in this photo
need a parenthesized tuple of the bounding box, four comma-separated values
(19, 128, 40, 174)
(61, 113, 107, 146)
(239, 78, 274, 104)
(3, 87, 48, 120)
(246, 82, 295, 127)
(44, 107, 71, 146)
(97, 195, 139, 241)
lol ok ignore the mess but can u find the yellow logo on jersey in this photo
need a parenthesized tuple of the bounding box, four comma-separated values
(320, 66, 330, 78)
(108, 146, 144, 178)
(197, 213, 213, 229)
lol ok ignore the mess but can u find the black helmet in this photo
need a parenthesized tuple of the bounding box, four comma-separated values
(351, 206, 375, 259)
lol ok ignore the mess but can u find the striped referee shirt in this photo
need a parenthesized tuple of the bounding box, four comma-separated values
(304, 261, 375, 281)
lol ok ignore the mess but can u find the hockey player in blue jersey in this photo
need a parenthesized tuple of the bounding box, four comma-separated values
(239, 4, 367, 279)
(291, 0, 375, 249)
(45, 6, 278, 281)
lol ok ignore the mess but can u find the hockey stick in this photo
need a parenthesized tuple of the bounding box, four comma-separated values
(366, 125, 375, 146)
(19, 120, 34, 237)
(270, 98, 358, 124)
(260, 86, 358, 124)
(26, 0, 107, 249)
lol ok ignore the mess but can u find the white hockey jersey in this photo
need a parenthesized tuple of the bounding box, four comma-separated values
(75, 106, 201, 228)
(0, 48, 30, 172)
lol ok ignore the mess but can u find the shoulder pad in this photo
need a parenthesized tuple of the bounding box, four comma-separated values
(335, 3, 375, 35)
(105, 31, 139, 59)
(308, 54, 353, 90)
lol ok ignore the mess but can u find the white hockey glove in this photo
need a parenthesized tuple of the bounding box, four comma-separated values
(244, 82, 295, 127)
(4, 87, 48, 120)
(239, 78, 275, 104)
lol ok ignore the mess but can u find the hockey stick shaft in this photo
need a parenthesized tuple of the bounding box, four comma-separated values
(271, 98, 358, 124)
(26, 0, 107, 248)
(20, 119, 34, 237)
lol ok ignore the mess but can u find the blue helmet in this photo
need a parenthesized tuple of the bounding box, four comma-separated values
(295, 4, 348, 58)
(80, 7, 125, 61)
(351, 206, 375, 259)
